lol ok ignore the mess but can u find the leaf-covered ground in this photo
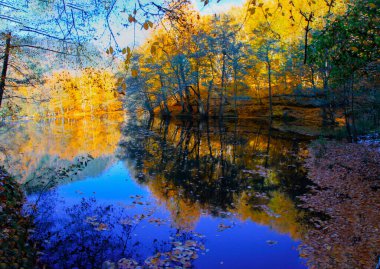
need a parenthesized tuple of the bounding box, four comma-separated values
(300, 141, 380, 269)
(0, 168, 37, 269)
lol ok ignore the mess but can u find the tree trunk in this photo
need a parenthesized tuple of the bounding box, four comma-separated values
(304, 28, 309, 65)
(0, 32, 12, 108)
(174, 68, 185, 113)
(300, 12, 313, 65)
(343, 83, 352, 142)
(268, 65, 273, 119)
(206, 80, 212, 118)
(322, 67, 329, 126)
(144, 91, 154, 117)
(351, 75, 357, 142)
(219, 52, 227, 119)
(159, 74, 170, 118)
(283, 69, 288, 94)
(310, 65, 316, 89)
(233, 67, 238, 118)
(266, 48, 273, 119)
(179, 61, 192, 113)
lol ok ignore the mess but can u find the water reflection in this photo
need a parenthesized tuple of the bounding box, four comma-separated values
(117, 118, 310, 238)
(0, 115, 311, 268)
(0, 114, 124, 192)
(28, 191, 206, 269)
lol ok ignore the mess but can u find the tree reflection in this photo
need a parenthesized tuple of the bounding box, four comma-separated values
(0, 114, 124, 194)
(118, 118, 309, 237)
(28, 192, 206, 269)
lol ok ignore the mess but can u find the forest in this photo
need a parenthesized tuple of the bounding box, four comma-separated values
(1, 0, 378, 139)
(0, 0, 379, 269)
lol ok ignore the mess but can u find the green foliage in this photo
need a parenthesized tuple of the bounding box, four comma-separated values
(306, 0, 380, 139)
(310, 0, 379, 81)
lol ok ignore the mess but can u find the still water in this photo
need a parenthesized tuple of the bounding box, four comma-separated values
(0, 114, 312, 269)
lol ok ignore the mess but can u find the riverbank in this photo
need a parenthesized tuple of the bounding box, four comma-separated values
(299, 141, 380, 269)
(0, 168, 37, 269)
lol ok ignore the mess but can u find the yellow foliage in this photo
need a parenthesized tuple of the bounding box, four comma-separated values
(0, 114, 124, 184)
(123, 0, 348, 111)
(42, 68, 122, 117)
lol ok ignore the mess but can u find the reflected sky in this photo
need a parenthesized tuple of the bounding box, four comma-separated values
(29, 161, 306, 268)
(1, 115, 309, 268)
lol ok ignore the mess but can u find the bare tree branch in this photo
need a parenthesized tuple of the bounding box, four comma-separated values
(0, 15, 24, 25)
(0, 1, 25, 12)
(12, 45, 77, 55)
(20, 27, 73, 42)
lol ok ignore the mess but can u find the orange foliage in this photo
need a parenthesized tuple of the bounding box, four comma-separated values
(0, 114, 124, 183)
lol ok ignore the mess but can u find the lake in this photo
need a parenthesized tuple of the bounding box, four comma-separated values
(0, 114, 313, 269)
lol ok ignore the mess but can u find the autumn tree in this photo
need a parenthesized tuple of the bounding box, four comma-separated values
(309, 0, 379, 140)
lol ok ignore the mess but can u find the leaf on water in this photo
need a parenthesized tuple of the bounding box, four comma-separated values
(148, 218, 166, 225)
(95, 223, 108, 231)
(185, 240, 197, 247)
(120, 218, 133, 225)
(118, 258, 138, 269)
(266, 240, 278, 246)
(218, 223, 232, 232)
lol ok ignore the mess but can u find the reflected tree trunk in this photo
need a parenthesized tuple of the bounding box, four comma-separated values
(233, 118, 237, 165)
(264, 122, 272, 169)
(219, 52, 226, 119)
(206, 120, 214, 160)
(233, 67, 238, 118)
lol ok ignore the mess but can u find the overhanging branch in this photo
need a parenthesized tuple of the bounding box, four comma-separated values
(12, 45, 77, 56)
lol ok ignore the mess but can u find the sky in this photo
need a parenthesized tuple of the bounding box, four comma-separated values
(114, 0, 246, 49)
(0, 0, 246, 54)
(192, 0, 245, 15)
